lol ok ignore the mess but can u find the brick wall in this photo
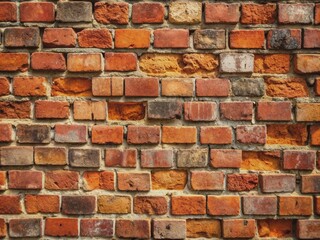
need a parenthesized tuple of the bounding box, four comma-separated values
(0, 0, 319, 239)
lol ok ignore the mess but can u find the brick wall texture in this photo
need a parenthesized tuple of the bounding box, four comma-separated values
(0, 0, 320, 239)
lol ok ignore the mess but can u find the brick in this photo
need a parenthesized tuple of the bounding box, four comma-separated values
(35, 101, 69, 119)
(108, 102, 145, 121)
(153, 220, 186, 239)
(4, 27, 40, 48)
(196, 78, 229, 97)
(184, 102, 217, 121)
(80, 219, 113, 238)
(279, 196, 312, 216)
(242, 151, 281, 171)
(169, 1, 201, 24)
(13, 76, 46, 97)
(56, 1, 92, 22)
(210, 149, 242, 168)
(255, 54, 290, 73)
(132, 3, 165, 24)
(243, 196, 277, 215)
(45, 218, 78, 237)
(134, 196, 167, 215)
(25, 195, 60, 214)
(268, 29, 301, 49)
(316, 78, 320, 96)
(83, 171, 114, 191)
(73, 101, 106, 120)
(162, 78, 194, 96)
(147, 101, 182, 119)
(115, 29, 150, 49)
(125, 78, 158, 97)
(0, 146, 33, 166)
(52, 77, 92, 97)
(177, 149, 208, 168)
(67, 53, 102, 72)
(296, 103, 320, 121)
(43, 28, 76, 48)
(258, 219, 293, 238)
(220, 101, 253, 121)
(295, 54, 320, 73)
(194, 29, 225, 49)
(105, 149, 136, 168)
(92, 77, 111, 96)
(154, 29, 189, 48)
(232, 78, 264, 96)
(0, 195, 21, 214)
(152, 170, 187, 190)
(190, 171, 224, 191)
(45, 171, 79, 190)
(220, 53, 254, 73)
(9, 170, 42, 190)
(241, 3, 276, 24)
(207, 196, 240, 216)
(172, 195, 206, 215)
(9, 219, 41, 238)
(257, 101, 292, 121)
(78, 29, 112, 48)
(260, 174, 296, 193)
(31, 52, 66, 71)
(98, 195, 131, 214)
(94, 2, 128, 24)
(162, 126, 197, 144)
(0, 77, 10, 96)
(20, 2, 54, 22)
(62, 196, 95, 215)
(141, 150, 173, 168)
(316, 197, 320, 215)
(227, 174, 258, 191)
(279, 4, 314, 24)
(187, 219, 221, 238)
(127, 126, 160, 144)
(230, 30, 265, 49)
(16, 124, 50, 144)
(267, 124, 308, 145)
(297, 220, 320, 239)
(236, 125, 266, 144)
(304, 29, 320, 48)
(118, 172, 150, 191)
(0, 124, 12, 142)
(223, 219, 256, 239)
(0, 219, 6, 238)
(91, 125, 123, 144)
(311, 125, 320, 146)
(0, 2, 17, 22)
(316, 4, 320, 24)
(200, 126, 232, 144)
(116, 220, 150, 239)
(283, 150, 316, 170)
(301, 175, 320, 193)
(55, 124, 87, 143)
(0, 53, 28, 72)
(205, 3, 239, 24)
(0, 171, 6, 190)
(105, 53, 137, 71)
(69, 148, 100, 168)
(265, 77, 308, 98)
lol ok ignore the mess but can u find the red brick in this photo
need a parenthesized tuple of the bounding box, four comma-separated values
(45, 218, 78, 237)
(154, 29, 189, 48)
(301, 175, 320, 193)
(83, 171, 115, 191)
(152, 170, 187, 190)
(316, 4, 320, 24)
(297, 220, 320, 239)
(279, 3, 314, 24)
(296, 103, 320, 121)
(171, 196, 206, 215)
(117, 172, 150, 191)
(115, 29, 151, 48)
(9, 219, 41, 238)
(265, 77, 308, 98)
(316, 78, 320, 95)
(127, 125, 160, 145)
(25, 195, 60, 214)
(184, 102, 217, 121)
(52, 77, 92, 97)
(223, 219, 256, 238)
(316, 197, 320, 215)
(200, 126, 232, 144)
(0, 195, 21, 214)
(45, 171, 79, 190)
(0, 53, 28, 72)
(153, 219, 186, 239)
(258, 219, 293, 238)
(162, 78, 194, 97)
(80, 219, 113, 238)
(283, 150, 316, 170)
(0, 77, 10, 96)
(162, 126, 197, 144)
(55, 124, 87, 143)
(35, 101, 69, 119)
(0, 2, 17, 22)
(302, 29, 320, 48)
(20, 2, 55, 22)
(67, 53, 102, 72)
(279, 196, 312, 216)
(236, 125, 266, 144)
(210, 149, 242, 168)
(43, 28, 76, 48)
(190, 171, 224, 191)
(62, 196, 96, 215)
(116, 219, 150, 239)
(94, 2, 129, 24)
(73, 101, 106, 120)
(132, 2, 165, 24)
(230, 30, 265, 49)
(227, 174, 258, 191)
(254, 54, 290, 74)
(0, 124, 12, 142)
(0, 171, 6, 190)
(243, 196, 277, 215)
(241, 3, 277, 24)
(186, 219, 221, 238)
(207, 196, 240, 216)
(105, 149, 137, 168)
(91, 125, 123, 144)
(220, 101, 253, 121)
(31, 52, 66, 71)
(13, 76, 46, 97)
(0, 219, 6, 238)
(4, 27, 40, 48)
(125, 78, 159, 97)
(257, 102, 292, 121)
(141, 149, 173, 168)
(196, 78, 230, 97)
(311, 125, 320, 146)
(134, 196, 167, 215)
(78, 29, 112, 48)
(260, 174, 296, 193)
(8, 170, 42, 190)
(205, 3, 240, 24)
(105, 53, 137, 71)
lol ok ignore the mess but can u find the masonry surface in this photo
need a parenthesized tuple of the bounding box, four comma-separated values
(0, 0, 319, 239)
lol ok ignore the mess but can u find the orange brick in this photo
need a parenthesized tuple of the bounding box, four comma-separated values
(13, 76, 46, 97)
(91, 125, 123, 144)
(132, 2, 165, 24)
(207, 196, 240, 216)
(172, 196, 206, 215)
(117, 172, 150, 191)
(152, 170, 187, 190)
(162, 126, 197, 144)
(52, 77, 92, 97)
(241, 3, 277, 24)
(31, 52, 66, 71)
(115, 29, 151, 48)
(78, 29, 112, 48)
(223, 219, 256, 238)
(200, 126, 232, 144)
(67, 53, 102, 72)
(43, 28, 76, 48)
(255, 54, 290, 74)
(125, 78, 159, 97)
(105, 53, 137, 71)
(162, 79, 194, 97)
(0, 2, 17, 22)
(73, 101, 106, 121)
(94, 2, 129, 24)
(279, 196, 312, 216)
(154, 29, 189, 48)
(25, 195, 60, 214)
(83, 171, 115, 191)
(0, 53, 28, 72)
(184, 102, 217, 121)
(20, 2, 55, 22)
(0, 77, 10, 96)
(230, 30, 265, 49)
(205, 3, 240, 24)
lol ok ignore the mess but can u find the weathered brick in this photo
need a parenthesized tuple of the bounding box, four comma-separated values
(134, 196, 167, 215)
(0, 146, 33, 166)
(296, 103, 320, 121)
(16, 124, 50, 144)
(132, 2, 165, 24)
(260, 174, 296, 193)
(162, 126, 197, 144)
(0, 53, 28, 72)
(117, 172, 150, 191)
(190, 171, 224, 191)
(205, 3, 240, 24)
(301, 175, 320, 193)
(162, 78, 194, 96)
(8, 170, 42, 190)
(257, 101, 292, 121)
(73, 101, 106, 120)
(35, 101, 69, 119)
(227, 174, 258, 191)
(0, 77, 10, 96)
(196, 78, 230, 97)
(255, 54, 290, 73)
(265, 77, 308, 98)
(232, 78, 264, 96)
(236, 125, 266, 144)
(283, 150, 316, 170)
(184, 102, 217, 121)
(115, 29, 151, 48)
(207, 196, 240, 216)
(20, 2, 54, 22)
(279, 4, 314, 24)
(4, 28, 40, 48)
(98, 195, 131, 214)
(45, 170, 79, 190)
(67, 53, 102, 72)
(0, 2, 17, 22)
(43, 28, 76, 48)
(242, 151, 281, 171)
(105, 53, 137, 71)
(171, 195, 206, 215)
(316, 197, 320, 215)
(108, 102, 145, 121)
(194, 29, 225, 49)
(105, 149, 136, 168)
(125, 78, 158, 97)
(243, 196, 277, 215)
(56, 1, 92, 22)
(230, 30, 265, 49)
(83, 171, 114, 191)
(13, 76, 46, 97)
(91, 125, 123, 144)
(297, 220, 320, 239)
(45, 218, 78, 237)
(316, 4, 320, 24)
(116, 220, 150, 239)
(241, 3, 276, 24)
(153, 220, 186, 239)
(200, 126, 232, 144)
(267, 29, 301, 49)
(220, 101, 253, 121)
(169, 1, 202, 24)
(80, 219, 113, 238)
(0, 124, 12, 142)
(31, 52, 66, 71)
(9, 219, 41, 238)
(295, 54, 320, 73)
(94, 2, 129, 24)
(279, 196, 312, 216)
(25, 195, 60, 214)
(154, 29, 189, 48)
(147, 101, 182, 119)
(0, 171, 6, 190)
(316, 78, 320, 96)
(78, 29, 112, 48)
(62, 196, 96, 215)
(220, 53, 254, 73)
(177, 149, 208, 168)
(267, 124, 308, 145)
(52, 77, 92, 97)
(55, 124, 87, 143)
(258, 219, 293, 238)
(127, 125, 160, 144)
(187, 219, 221, 238)
(210, 149, 242, 168)
(152, 170, 187, 190)
(223, 219, 256, 238)
(69, 148, 100, 168)
(311, 125, 320, 146)
(0, 219, 6, 238)
(0, 195, 21, 214)
(141, 150, 173, 168)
